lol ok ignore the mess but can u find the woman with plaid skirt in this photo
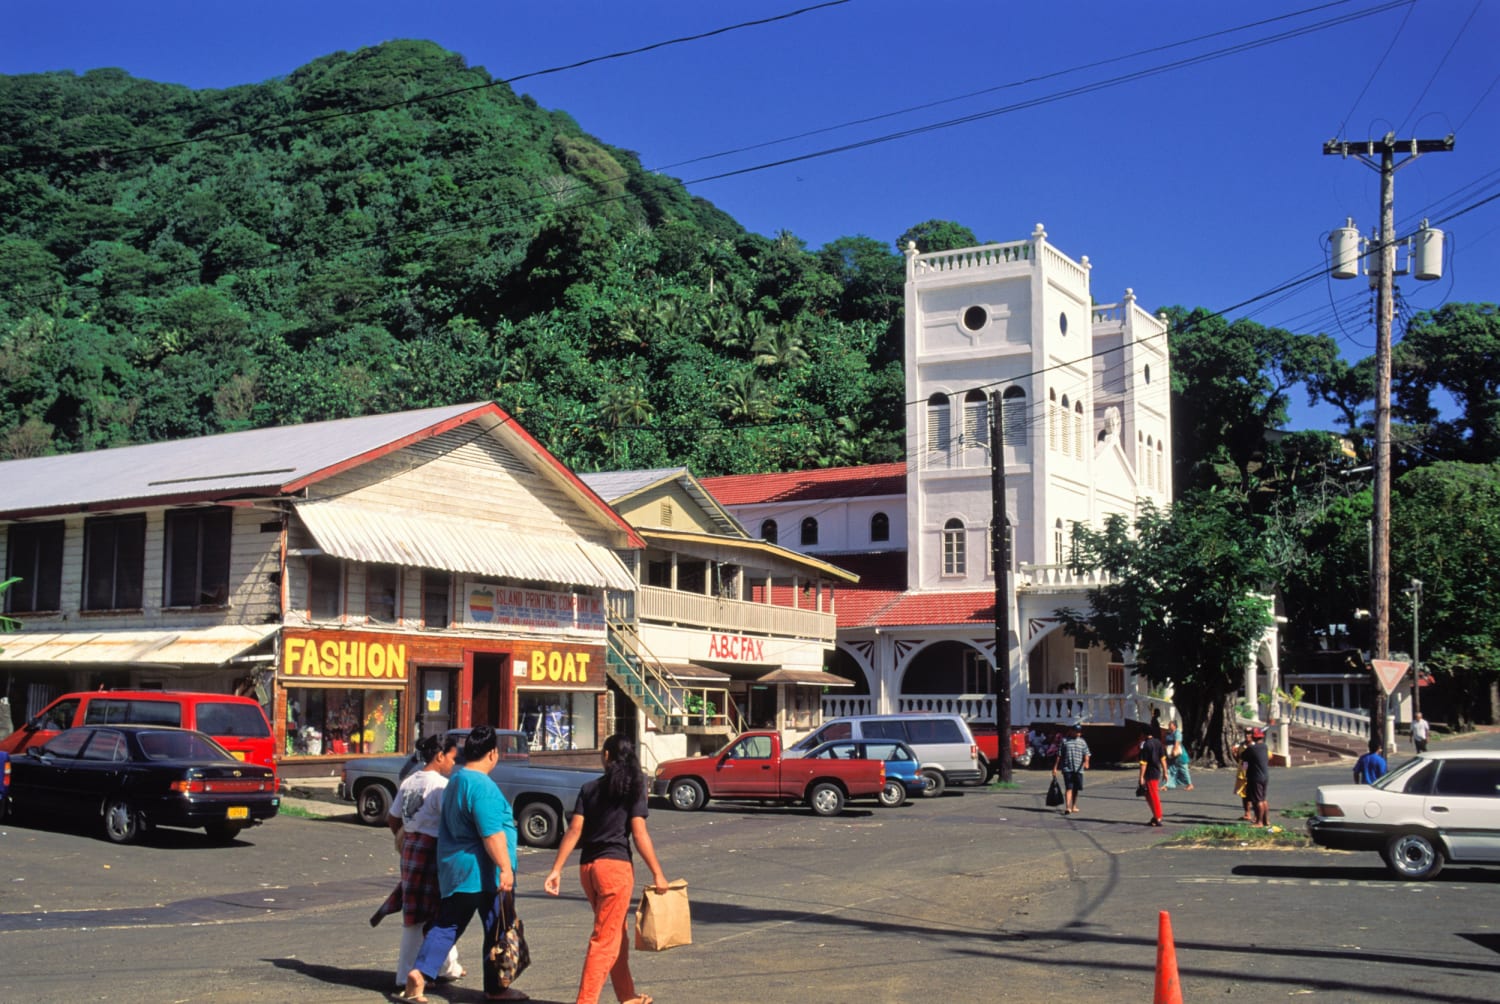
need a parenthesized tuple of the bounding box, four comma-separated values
(372, 733, 465, 990)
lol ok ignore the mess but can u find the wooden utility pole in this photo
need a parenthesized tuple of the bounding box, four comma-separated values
(1324, 133, 1452, 748)
(990, 390, 1012, 782)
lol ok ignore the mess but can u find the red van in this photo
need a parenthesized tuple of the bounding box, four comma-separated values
(0, 691, 277, 783)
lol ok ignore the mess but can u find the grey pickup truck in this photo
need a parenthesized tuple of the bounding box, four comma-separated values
(337, 728, 596, 848)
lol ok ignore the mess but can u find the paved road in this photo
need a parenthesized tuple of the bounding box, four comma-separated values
(2, 733, 1496, 1003)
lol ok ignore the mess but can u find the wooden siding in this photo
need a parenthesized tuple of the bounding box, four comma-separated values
(614, 482, 726, 535)
(307, 426, 620, 549)
(4, 505, 281, 631)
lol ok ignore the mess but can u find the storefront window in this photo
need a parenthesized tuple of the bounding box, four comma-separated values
(285, 687, 399, 756)
(517, 691, 596, 751)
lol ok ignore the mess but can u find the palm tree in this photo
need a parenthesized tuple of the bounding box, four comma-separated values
(752, 320, 809, 372)
(720, 369, 772, 423)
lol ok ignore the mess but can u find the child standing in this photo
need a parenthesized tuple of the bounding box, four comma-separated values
(544, 735, 669, 1004)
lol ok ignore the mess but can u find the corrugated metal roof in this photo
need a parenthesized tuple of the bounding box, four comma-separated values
(578, 468, 688, 500)
(0, 402, 488, 516)
(0, 624, 277, 666)
(580, 467, 746, 537)
(295, 499, 637, 592)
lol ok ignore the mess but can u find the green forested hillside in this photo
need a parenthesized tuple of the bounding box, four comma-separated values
(0, 39, 907, 472)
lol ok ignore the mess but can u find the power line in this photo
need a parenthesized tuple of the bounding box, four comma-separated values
(1395, 1, 1480, 135)
(1335, 0, 1413, 139)
(13, 1, 852, 170)
(659, 0, 1376, 173)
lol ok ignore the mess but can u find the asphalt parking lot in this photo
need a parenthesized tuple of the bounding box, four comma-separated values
(3, 734, 1497, 1003)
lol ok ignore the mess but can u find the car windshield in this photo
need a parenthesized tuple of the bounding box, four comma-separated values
(137, 730, 234, 762)
(1372, 755, 1432, 792)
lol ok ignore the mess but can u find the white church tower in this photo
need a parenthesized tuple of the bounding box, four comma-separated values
(902, 225, 1172, 706)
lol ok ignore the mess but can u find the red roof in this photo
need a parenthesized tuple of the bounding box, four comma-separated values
(700, 462, 907, 505)
(749, 551, 992, 629)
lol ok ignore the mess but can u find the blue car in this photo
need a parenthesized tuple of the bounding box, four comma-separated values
(804, 738, 925, 807)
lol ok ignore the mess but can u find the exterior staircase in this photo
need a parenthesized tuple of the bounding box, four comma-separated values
(604, 614, 738, 738)
(1283, 721, 1370, 766)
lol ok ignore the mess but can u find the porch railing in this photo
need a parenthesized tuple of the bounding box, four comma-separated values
(1289, 700, 1371, 740)
(821, 691, 1172, 727)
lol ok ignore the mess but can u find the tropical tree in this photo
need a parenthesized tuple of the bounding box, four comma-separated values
(1391, 461, 1500, 728)
(1056, 490, 1275, 764)
(1394, 303, 1500, 464)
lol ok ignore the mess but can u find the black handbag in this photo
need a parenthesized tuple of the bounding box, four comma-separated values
(1135, 783, 1148, 798)
(488, 891, 531, 990)
(1045, 777, 1065, 807)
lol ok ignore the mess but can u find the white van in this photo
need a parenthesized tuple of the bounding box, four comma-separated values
(786, 714, 981, 795)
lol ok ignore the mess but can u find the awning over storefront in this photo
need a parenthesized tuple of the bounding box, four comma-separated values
(294, 499, 637, 593)
(758, 668, 857, 687)
(659, 663, 733, 683)
(0, 624, 278, 666)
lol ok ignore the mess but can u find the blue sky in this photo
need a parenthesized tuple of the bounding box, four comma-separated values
(5, 0, 1498, 430)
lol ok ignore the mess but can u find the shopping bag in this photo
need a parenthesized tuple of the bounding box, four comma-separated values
(1045, 777, 1065, 807)
(487, 891, 531, 989)
(1234, 766, 1248, 800)
(635, 879, 692, 951)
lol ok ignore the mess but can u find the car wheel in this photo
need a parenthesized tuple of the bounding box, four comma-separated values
(668, 778, 707, 812)
(356, 782, 393, 827)
(103, 797, 144, 844)
(517, 802, 561, 848)
(1384, 832, 1444, 880)
(919, 768, 946, 798)
(808, 782, 846, 816)
(205, 821, 245, 842)
(878, 779, 907, 808)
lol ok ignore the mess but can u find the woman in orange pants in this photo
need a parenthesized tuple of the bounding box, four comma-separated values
(544, 735, 669, 1004)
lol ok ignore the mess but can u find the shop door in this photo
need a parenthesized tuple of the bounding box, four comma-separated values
(418, 668, 456, 740)
(470, 653, 509, 729)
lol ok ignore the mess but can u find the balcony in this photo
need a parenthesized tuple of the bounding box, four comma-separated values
(1016, 563, 1114, 593)
(610, 586, 837, 644)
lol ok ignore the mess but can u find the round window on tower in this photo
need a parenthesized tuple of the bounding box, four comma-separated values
(962, 306, 988, 332)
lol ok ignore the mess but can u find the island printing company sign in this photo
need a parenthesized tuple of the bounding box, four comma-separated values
(461, 582, 606, 636)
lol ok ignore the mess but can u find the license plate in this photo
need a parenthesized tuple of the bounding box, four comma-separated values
(227, 806, 249, 820)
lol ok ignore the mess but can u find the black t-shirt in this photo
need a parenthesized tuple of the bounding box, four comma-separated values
(1241, 741, 1270, 784)
(573, 774, 649, 865)
(1140, 737, 1166, 781)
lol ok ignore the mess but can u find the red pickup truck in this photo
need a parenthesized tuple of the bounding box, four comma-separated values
(652, 730, 885, 816)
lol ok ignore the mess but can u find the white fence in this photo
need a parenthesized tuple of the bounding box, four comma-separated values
(821, 691, 1170, 727)
(1290, 701, 1371, 740)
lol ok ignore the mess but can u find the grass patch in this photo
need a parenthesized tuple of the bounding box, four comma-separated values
(1162, 821, 1312, 849)
(277, 803, 322, 819)
(988, 780, 1021, 791)
(1279, 800, 1317, 820)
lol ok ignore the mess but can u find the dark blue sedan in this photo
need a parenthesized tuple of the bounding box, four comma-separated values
(803, 738, 926, 807)
(6, 725, 278, 844)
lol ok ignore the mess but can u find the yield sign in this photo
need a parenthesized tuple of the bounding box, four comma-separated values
(1372, 659, 1410, 695)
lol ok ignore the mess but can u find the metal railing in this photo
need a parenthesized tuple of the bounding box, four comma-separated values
(605, 614, 740, 735)
(820, 691, 1174, 728)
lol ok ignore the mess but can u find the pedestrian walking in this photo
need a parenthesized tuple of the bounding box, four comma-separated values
(1138, 723, 1166, 826)
(1162, 718, 1193, 791)
(1050, 724, 1091, 814)
(1239, 726, 1270, 827)
(401, 725, 526, 1003)
(372, 733, 464, 990)
(1353, 739, 1387, 784)
(543, 734, 669, 1004)
(1410, 711, 1430, 754)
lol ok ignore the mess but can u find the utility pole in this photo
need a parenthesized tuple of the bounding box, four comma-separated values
(990, 390, 1012, 782)
(1408, 577, 1422, 717)
(1325, 132, 1452, 749)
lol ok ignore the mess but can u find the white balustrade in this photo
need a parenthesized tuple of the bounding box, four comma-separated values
(913, 241, 1032, 277)
(1017, 563, 1114, 589)
(1291, 701, 1371, 740)
(896, 695, 996, 720)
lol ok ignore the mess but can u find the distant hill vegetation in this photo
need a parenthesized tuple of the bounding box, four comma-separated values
(0, 39, 921, 473)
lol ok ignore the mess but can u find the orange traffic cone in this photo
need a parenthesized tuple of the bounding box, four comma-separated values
(1154, 909, 1182, 1004)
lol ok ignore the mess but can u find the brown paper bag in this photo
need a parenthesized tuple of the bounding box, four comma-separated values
(634, 879, 691, 951)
